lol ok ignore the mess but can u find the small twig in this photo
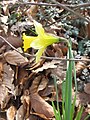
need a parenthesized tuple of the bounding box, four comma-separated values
(41, 56, 90, 62)
(51, 0, 90, 8)
(66, 2, 90, 8)
(24, 53, 90, 62)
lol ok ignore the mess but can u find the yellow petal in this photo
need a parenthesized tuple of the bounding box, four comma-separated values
(33, 20, 45, 37)
(30, 37, 44, 49)
(36, 47, 45, 63)
(23, 33, 37, 51)
(44, 33, 60, 45)
(30, 33, 59, 49)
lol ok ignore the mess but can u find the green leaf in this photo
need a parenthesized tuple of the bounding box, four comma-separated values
(70, 95, 76, 120)
(64, 42, 73, 120)
(52, 101, 61, 120)
(75, 106, 83, 120)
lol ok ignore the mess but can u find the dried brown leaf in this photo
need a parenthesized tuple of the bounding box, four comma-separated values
(30, 93, 54, 118)
(0, 16, 8, 25)
(17, 68, 28, 85)
(53, 44, 64, 57)
(16, 105, 25, 120)
(38, 77, 48, 92)
(2, 5, 9, 16)
(26, 0, 38, 18)
(26, 4, 38, 18)
(0, 62, 3, 83)
(2, 63, 15, 93)
(30, 75, 48, 94)
(30, 59, 45, 71)
(33, 60, 60, 73)
(11, 21, 33, 33)
(0, 45, 6, 54)
(38, 83, 54, 97)
(30, 112, 49, 120)
(4, 50, 28, 66)
(1, 93, 11, 109)
(30, 76, 42, 93)
(0, 111, 6, 120)
(45, 48, 55, 57)
(84, 83, 90, 94)
(76, 92, 90, 119)
(76, 57, 89, 76)
(0, 36, 5, 48)
(88, 64, 90, 69)
(51, 61, 66, 81)
(21, 94, 31, 119)
(87, 22, 90, 39)
(0, 85, 8, 105)
(87, 104, 90, 114)
(20, 72, 35, 85)
(0, 30, 22, 48)
(76, 92, 90, 105)
(6, 36, 23, 48)
(6, 106, 16, 120)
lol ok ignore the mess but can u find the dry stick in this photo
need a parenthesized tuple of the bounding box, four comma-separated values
(51, 0, 90, 8)
(0, 35, 90, 62)
(17, 2, 90, 23)
(41, 56, 90, 62)
(66, 2, 90, 8)
(23, 53, 90, 62)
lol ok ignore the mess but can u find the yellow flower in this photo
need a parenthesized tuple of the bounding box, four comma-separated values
(23, 20, 60, 63)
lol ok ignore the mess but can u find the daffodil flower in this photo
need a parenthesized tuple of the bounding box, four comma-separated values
(23, 20, 65, 63)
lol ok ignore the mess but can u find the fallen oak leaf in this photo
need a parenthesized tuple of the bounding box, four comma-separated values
(32, 60, 60, 73)
(4, 50, 28, 66)
(30, 93, 54, 118)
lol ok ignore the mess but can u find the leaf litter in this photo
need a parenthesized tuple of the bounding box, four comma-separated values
(0, 0, 90, 120)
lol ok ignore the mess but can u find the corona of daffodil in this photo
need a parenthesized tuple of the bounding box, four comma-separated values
(23, 20, 65, 63)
